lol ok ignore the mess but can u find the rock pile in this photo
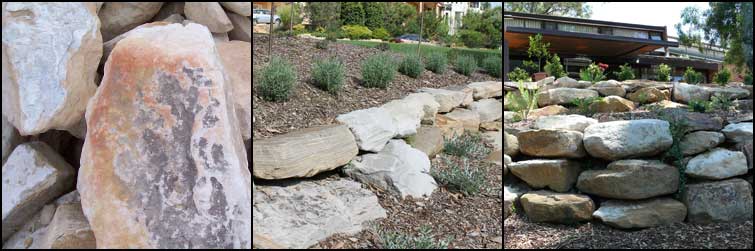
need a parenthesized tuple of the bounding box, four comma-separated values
(2, 2, 251, 249)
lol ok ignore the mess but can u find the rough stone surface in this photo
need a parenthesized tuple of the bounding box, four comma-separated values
(577, 160, 679, 200)
(538, 88, 599, 107)
(336, 107, 397, 152)
(504, 131, 519, 157)
(217, 41, 251, 141)
(583, 119, 673, 160)
(226, 12, 251, 42)
(185, 2, 233, 33)
(381, 98, 424, 138)
(403, 93, 440, 125)
(41, 203, 96, 249)
(589, 96, 635, 113)
(345, 140, 437, 199)
(220, 2, 251, 16)
(98, 2, 164, 41)
(444, 108, 480, 133)
(2, 2, 102, 136)
(508, 159, 581, 192)
(467, 81, 502, 99)
(252, 125, 358, 179)
(685, 148, 748, 180)
(627, 87, 666, 103)
(593, 198, 687, 229)
(528, 105, 569, 119)
(591, 80, 626, 97)
(532, 114, 598, 132)
(2, 142, 75, 242)
(520, 190, 594, 224)
(682, 179, 753, 224)
(673, 82, 711, 104)
(469, 99, 502, 123)
(517, 129, 586, 158)
(2, 115, 21, 165)
(78, 23, 251, 248)
(434, 114, 464, 139)
(253, 179, 386, 249)
(721, 122, 753, 144)
(407, 126, 444, 158)
(419, 88, 466, 113)
(680, 131, 725, 156)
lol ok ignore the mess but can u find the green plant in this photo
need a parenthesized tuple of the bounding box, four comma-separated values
(341, 25, 373, 40)
(527, 33, 550, 72)
(505, 82, 539, 121)
(481, 55, 502, 78)
(372, 27, 391, 40)
(710, 93, 734, 111)
(613, 63, 635, 81)
(521, 60, 540, 75)
(714, 68, 731, 85)
(257, 56, 297, 102)
(340, 2, 365, 26)
(293, 24, 306, 34)
(363, 2, 385, 30)
(683, 66, 703, 84)
(443, 132, 490, 159)
(579, 63, 606, 84)
(361, 53, 396, 88)
(454, 55, 477, 76)
(571, 96, 603, 115)
(315, 40, 329, 49)
(376, 42, 390, 51)
(431, 156, 487, 196)
(457, 29, 486, 48)
(277, 3, 305, 28)
(311, 56, 345, 94)
(656, 63, 671, 81)
(658, 112, 690, 200)
(507, 67, 531, 82)
(687, 99, 712, 113)
(543, 54, 566, 78)
(325, 31, 338, 42)
(745, 74, 753, 85)
(425, 52, 448, 74)
(398, 54, 424, 78)
(379, 225, 451, 249)
(636, 93, 650, 104)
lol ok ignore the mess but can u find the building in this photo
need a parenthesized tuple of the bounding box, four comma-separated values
(441, 2, 482, 35)
(504, 11, 724, 82)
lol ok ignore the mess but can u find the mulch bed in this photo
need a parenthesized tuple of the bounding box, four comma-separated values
(252, 34, 501, 139)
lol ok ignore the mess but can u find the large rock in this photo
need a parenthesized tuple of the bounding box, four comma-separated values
(680, 131, 725, 156)
(503, 154, 511, 177)
(593, 198, 687, 229)
(253, 179, 386, 249)
(407, 126, 444, 158)
(444, 108, 480, 133)
(2, 115, 21, 165)
(520, 190, 594, 224)
(217, 41, 251, 141)
(554, 76, 585, 88)
(589, 96, 635, 113)
(184, 2, 234, 33)
(743, 141, 753, 170)
(469, 99, 502, 123)
(220, 2, 251, 16)
(504, 188, 515, 219)
(682, 179, 753, 224)
(627, 87, 665, 104)
(40, 203, 97, 249)
(508, 159, 581, 192)
(226, 12, 252, 42)
(538, 88, 599, 107)
(252, 125, 358, 179)
(721, 122, 753, 144)
(591, 80, 626, 97)
(583, 119, 673, 160)
(2, 204, 57, 249)
(98, 2, 164, 41)
(673, 82, 711, 104)
(504, 131, 519, 157)
(2, 142, 75, 242)
(577, 160, 679, 200)
(345, 140, 437, 198)
(685, 148, 748, 180)
(444, 85, 474, 106)
(467, 81, 502, 99)
(78, 23, 251, 248)
(533, 114, 598, 132)
(381, 98, 425, 138)
(517, 129, 586, 158)
(337, 107, 397, 152)
(709, 87, 751, 100)
(419, 88, 467, 113)
(404, 93, 440, 125)
(2, 2, 102, 136)
(435, 114, 464, 139)
(528, 105, 569, 119)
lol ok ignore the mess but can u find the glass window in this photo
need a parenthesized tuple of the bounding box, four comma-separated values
(544, 22, 557, 31)
(598, 27, 613, 35)
(650, 32, 662, 40)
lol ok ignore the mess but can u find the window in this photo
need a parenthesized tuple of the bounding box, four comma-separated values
(471, 2, 479, 8)
(544, 22, 557, 31)
(598, 27, 613, 36)
(650, 32, 662, 40)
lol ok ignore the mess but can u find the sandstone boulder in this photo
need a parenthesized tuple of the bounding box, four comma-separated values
(40, 203, 96, 249)
(673, 82, 711, 104)
(528, 105, 569, 119)
(593, 198, 687, 229)
(685, 148, 748, 180)
(517, 129, 586, 158)
(577, 160, 679, 200)
(2, 115, 21, 165)
(627, 87, 665, 104)
(682, 179, 753, 224)
(538, 88, 599, 107)
(504, 131, 519, 157)
(419, 88, 467, 113)
(508, 159, 581, 192)
(184, 2, 234, 33)
(2, 2, 101, 136)
(469, 99, 502, 123)
(554, 76, 585, 88)
(337, 107, 397, 152)
(404, 93, 441, 125)
(721, 122, 753, 144)
(467, 81, 503, 99)
(591, 80, 626, 97)
(220, 2, 252, 16)
(520, 190, 594, 224)
(680, 131, 725, 156)
(408, 126, 444, 158)
(217, 41, 251, 141)
(589, 96, 635, 113)
(227, 12, 252, 42)
(444, 108, 480, 133)
(381, 98, 425, 138)
(253, 125, 358, 179)
(78, 23, 251, 248)
(532, 114, 598, 132)
(435, 114, 464, 139)
(583, 119, 673, 160)
(98, 2, 164, 41)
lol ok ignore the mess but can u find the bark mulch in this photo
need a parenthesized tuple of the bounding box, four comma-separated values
(252, 33, 501, 139)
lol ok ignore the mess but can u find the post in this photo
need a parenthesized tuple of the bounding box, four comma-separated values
(417, 2, 423, 58)
(289, 2, 294, 32)
(268, 5, 275, 62)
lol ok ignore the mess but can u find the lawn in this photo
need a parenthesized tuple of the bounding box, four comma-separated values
(337, 40, 502, 65)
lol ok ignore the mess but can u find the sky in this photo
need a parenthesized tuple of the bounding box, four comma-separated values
(588, 2, 711, 38)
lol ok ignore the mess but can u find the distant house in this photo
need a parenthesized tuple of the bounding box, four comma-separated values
(441, 2, 482, 35)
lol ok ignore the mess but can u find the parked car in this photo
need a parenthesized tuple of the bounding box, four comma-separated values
(252, 9, 281, 25)
(390, 34, 429, 43)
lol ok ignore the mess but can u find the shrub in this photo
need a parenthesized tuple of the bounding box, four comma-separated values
(481, 56, 502, 78)
(745, 74, 753, 85)
(457, 29, 485, 48)
(425, 52, 448, 74)
(340, 2, 365, 26)
(571, 96, 603, 116)
(543, 54, 566, 78)
(277, 3, 304, 28)
(257, 56, 297, 102)
(714, 68, 731, 85)
(521, 60, 540, 75)
(683, 66, 703, 84)
(454, 55, 477, 76)
(376, 42, 390, 51)
(341, 25, 372, 40)
(293, 24, 306, 34)
(505, 82, 539, 121)
(379, 225, 451, 249)
(687, 99, 711, 113)
(507, 67, 531, 82)
(431, 156, 487, 196)
(656, 63, 671, 81)
(579, 63, 606, 84)
(614, 63, 635, 81)
(710, 93, 734, 111)
(363, 2, 385, 30)
(372, 27, 391, 40)
(315, 40, 329, 49)
(311, 56, 345, 94)
(398, 54, 424, 78)
(443, 132, 490, 159)
(657, 112, 690, 199)
(361, 53, 396, 88)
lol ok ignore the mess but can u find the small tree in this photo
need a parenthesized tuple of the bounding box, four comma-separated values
(714, 68, 731, 85)
(543, 54, 566, 78)
(683, 66, 703, 84)
(527, 34, 550, 72)
(657, 63, 671, 81)
(340, 2, 365, 26)
(614, 63, 635, 81)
